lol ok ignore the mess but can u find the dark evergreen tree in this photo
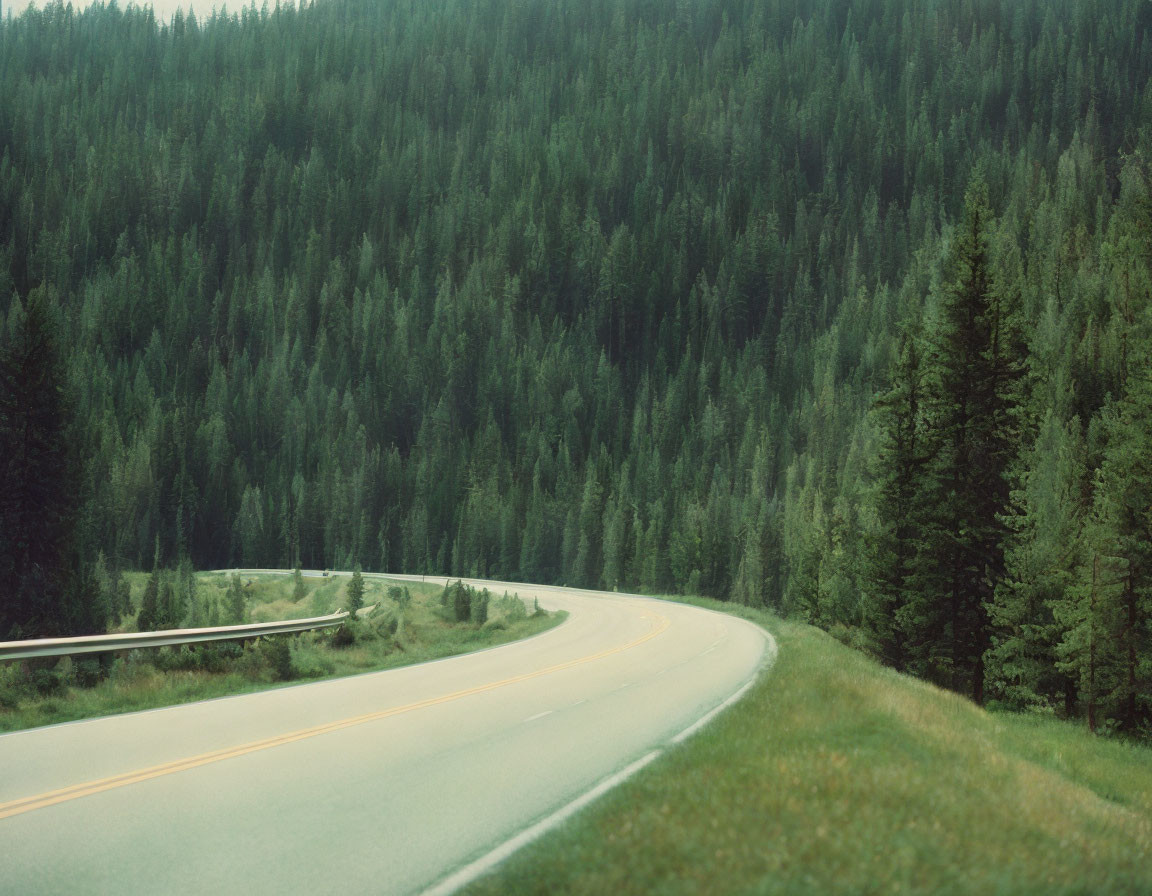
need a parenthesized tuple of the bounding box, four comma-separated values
(442, 580, 472, 623)
(159, 578, 177, 630)
(178, 558, 197, 627)
(988, 411, 1085, 712)
(1076, 350, 1152, 731)
(0, 291, 89, 638)
(862, 330, 931, 671)
(471, 588, 490, 626)
(263, 635, 294, 681)
(346, 565, 365, 617)
(918, 177, 1026, 702)
(227, 572, 246, 624)
(138, 563, 160, 632)
(112, 563, 132, 619)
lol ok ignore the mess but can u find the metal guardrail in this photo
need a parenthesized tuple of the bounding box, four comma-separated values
(0, 566, 416, 662)
(0, 611, 349, 662)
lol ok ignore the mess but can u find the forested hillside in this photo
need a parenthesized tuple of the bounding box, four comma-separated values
(1, 0, 1149, 733)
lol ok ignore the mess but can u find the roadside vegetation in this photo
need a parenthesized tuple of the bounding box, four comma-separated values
(465, 600, 1152, 896)
(0, 574, 559, 733)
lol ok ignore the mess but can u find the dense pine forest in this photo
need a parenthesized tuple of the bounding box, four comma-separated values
(1, 0, 1150, 735)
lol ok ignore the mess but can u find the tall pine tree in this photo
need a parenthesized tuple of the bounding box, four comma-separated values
(920, 177, 1026, 702)
(989, 411, 1085, 712)
(862, 329, 932, 671)
(0, 291, 95, 638)
(1076, 351, 1152, 731)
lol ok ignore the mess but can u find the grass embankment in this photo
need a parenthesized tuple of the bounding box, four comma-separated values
(0, 574, 560, 733)
(466, 599, 1152, 896)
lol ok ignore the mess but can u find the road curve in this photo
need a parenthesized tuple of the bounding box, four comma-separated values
(0, 576, 770, 895)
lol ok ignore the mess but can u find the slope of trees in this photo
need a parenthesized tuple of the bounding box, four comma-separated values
(861, 178, 1026, 703)
(0, 0, 1149, 733)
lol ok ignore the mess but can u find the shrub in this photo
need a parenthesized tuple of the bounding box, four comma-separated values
(387, 585, 411, 610)
(236, 642, 268, 678)
(261, 636, 294, 681)
(108, 654, 149, 686)
(154, 645, 204, 672)
(330, 620, 357, 648)
(291, 646, 335, 679)
(227, 573, 247, 624)
(56, 656, 75, 683)
(199, 641, 243, 673)
(471, 589, 490, 626)
(495, 592, 527, 622)
(346, 566, 365, 616)
(0, 664, 23, 708)
(440, 581, 473, 622)
(32, 668, 63, 696)
(370, 611, 399, 637)
(74, 658, 105, 688)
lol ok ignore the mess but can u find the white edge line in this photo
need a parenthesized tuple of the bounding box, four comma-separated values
(420, 750, 663, 896)
(670, 678, 755, 744)
(420, 621, 778, 896)
(671, 624, 778, 746)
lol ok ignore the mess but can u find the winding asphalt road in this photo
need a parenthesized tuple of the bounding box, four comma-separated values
(0, 576, 770, 894)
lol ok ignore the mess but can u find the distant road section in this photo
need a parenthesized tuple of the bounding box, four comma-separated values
(0, 577, 769, 895)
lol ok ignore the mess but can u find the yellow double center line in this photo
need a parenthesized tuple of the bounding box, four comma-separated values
(0, 610, 670, 822)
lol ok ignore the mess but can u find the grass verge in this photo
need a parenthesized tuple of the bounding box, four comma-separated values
(464, 598, 1152, 895)
(0, 574, 561, 733)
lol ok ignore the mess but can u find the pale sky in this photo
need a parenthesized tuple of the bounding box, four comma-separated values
(4, 0, 303, 23)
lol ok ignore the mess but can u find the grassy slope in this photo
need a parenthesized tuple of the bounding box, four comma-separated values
(0, 574, 560, 732)
(465, 599, 1152, 896)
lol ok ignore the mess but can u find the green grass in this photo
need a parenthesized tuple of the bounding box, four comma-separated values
(464, 598, 1152, 896)
(0, 574, 561, 732)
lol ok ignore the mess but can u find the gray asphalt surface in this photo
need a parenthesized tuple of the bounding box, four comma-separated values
(0, 576, 768, 895)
